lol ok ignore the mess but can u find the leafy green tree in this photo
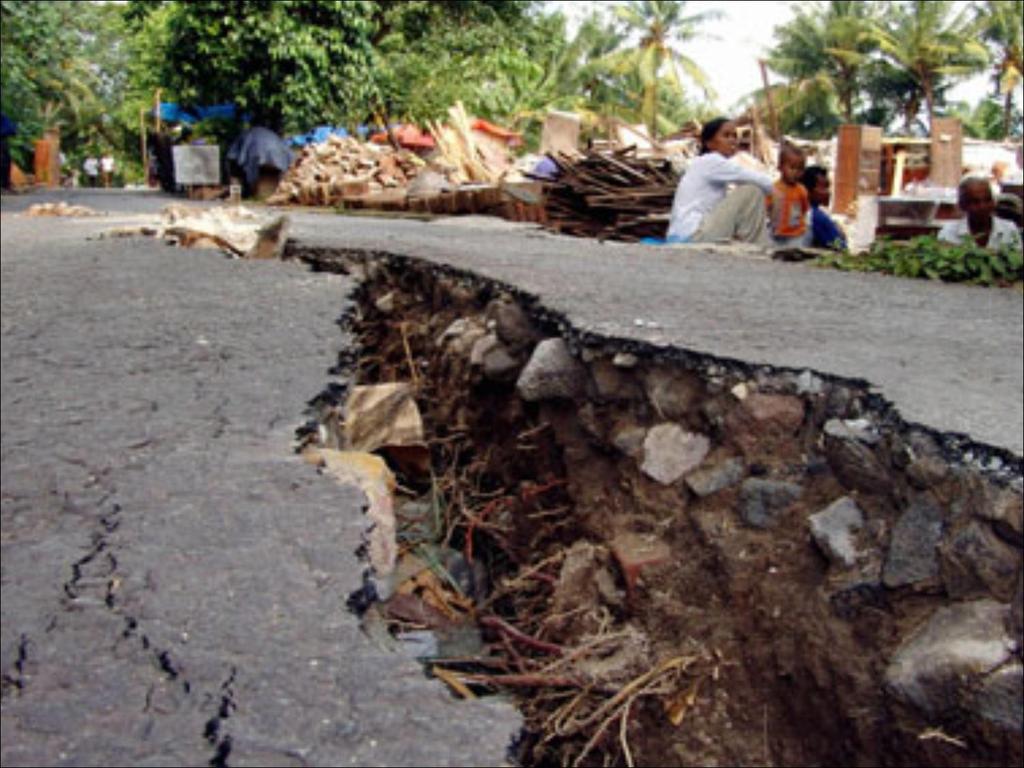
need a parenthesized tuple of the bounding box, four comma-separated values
(873, 0, 989, 131)
(766, 1, 879, 124)
(974, 0, 1024, 137)
(948, 97, 1021, 139)
(145, 1, 379, 133)
(1, 0, 127, 165)
(599, 0, 720, 139)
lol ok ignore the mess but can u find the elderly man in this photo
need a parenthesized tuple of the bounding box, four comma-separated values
(938, 176, 1021, 250)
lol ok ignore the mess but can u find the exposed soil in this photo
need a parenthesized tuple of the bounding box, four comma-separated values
(296, 246, 1023, 768)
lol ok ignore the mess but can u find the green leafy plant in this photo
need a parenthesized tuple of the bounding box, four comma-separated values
(816, 235, 1024, 286)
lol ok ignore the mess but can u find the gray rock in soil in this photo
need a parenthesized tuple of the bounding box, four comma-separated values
(795, 369, 824, 395)
(885, 600, 1011, 718)
(488, 296, 537, 353)
(905, 455, 950, 489)
(643, 368, 703, 420)
(612, 423, 647, 459)
(977, 490, 1024, 547)
(825, 433, 892, 496)
(809, 496, 865, 568)
(641, 425, 710, 486)
(590, 358, 643, 401)
(739, 478, 803, 529)
(470, 333, 519, 381)
(685, 457, 745, 497)
(969, 662, 1024, 732)
(516, 338, 587, 401)
(883, 497, 944, 588)
(939, 520, 1021, 601)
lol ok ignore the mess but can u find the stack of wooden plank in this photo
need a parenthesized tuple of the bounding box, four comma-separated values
(266, 135, 428, 207)
(538, 148, 679, 241)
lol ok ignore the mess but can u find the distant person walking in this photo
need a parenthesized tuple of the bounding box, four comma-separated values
(100, 153, 115, 187)
(83, 155, 99, 187)
(1, 112, 16, 191)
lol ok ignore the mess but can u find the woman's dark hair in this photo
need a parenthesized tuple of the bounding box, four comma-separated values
(801, 165, 828, 191)
(699, 117, 731, 154)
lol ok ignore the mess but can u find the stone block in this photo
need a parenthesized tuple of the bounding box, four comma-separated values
(825, 433, 892, 496)
(739, 478, 803, 529)
(978, 490, 1023, 547)
(885, 600, 1011, 718)
(725, 393, 805, 457)
(643, 368, 704, 420)
(882, 497, 944, 588)
(470, 333, 519, 381)
(487, 296, 537, 353)
(516, 338, 587, 401)
(809, 496, 865, 568)
(969, 662, 1024, 732)
(684, 457, 745, 497)
(939, 520, 1021, 601)
(641, 425, 710, 485)
(590, 358, 643, 401)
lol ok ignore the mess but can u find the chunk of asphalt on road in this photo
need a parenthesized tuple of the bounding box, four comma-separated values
(295, 246, 1022, 768)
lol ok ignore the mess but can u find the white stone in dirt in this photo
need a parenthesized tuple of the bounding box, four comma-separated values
(809, 496, 865, 568)
(884, 599, 1011, 718)
(795, 369, 824, 395)
(641, 424, 710, 485)
(731, 382, 750, 401)
(824, 417, 880, 445)
(374, 291, 396, 314)
(516, 338, 587, 401)
(613, 352, 638, 368)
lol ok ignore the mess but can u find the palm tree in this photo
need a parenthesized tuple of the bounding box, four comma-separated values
(767, 1, 879, 124)
(873, 0, 989, 132)
(974, 0, 1023, 137)
(600, 0, 721, 139)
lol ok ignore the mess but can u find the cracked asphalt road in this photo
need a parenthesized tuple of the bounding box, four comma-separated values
(1, 188, 1021, 767)
(0, 190, 519, 767)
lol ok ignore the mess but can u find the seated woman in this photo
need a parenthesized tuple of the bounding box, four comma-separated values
(666, 117, 774, 245)
(801, 165, 847, 250)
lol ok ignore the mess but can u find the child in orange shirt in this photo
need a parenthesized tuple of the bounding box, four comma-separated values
(768, 144, 810, 246)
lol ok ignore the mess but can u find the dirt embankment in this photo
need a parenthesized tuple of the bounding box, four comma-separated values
(296, 246, 1023, 768)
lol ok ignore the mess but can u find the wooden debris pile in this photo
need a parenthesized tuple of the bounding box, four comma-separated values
(538, 148, 680, 242)
(266, 135, 429, 207)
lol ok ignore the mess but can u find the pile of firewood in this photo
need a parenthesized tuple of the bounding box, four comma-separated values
(267, 135, 428, 207)
(537, 148, 679, 242)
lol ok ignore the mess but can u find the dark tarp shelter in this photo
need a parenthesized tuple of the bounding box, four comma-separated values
(226, 127, 293, 193)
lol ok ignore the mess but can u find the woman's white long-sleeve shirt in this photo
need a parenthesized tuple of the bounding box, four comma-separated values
(666, 152, 774, 240)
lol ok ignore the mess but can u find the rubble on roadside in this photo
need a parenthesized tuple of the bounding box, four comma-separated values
(25, 201, 103, 217)
(95, 204, 289, 259)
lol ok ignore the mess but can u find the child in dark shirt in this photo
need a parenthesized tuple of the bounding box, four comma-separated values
(801, 165, 847, 250)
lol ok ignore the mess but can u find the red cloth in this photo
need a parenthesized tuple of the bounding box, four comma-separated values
(470, 119, 522, 147)
(768, 181, 810, 238)
(369, 124, 436, 149)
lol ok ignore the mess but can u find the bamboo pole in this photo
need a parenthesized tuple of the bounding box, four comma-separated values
(140, 106, 147, 187)
(758, 60, 780, 141)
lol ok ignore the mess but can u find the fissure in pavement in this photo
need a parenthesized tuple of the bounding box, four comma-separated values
(297, 246, 1022, 768)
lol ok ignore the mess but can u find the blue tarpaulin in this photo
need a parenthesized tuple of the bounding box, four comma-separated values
(226, 126, 293, 189)
(288, 125, 350, 147)
(155, 103, 243, 125)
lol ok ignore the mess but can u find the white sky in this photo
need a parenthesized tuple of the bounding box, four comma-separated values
(549, 0, 1003, 113)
